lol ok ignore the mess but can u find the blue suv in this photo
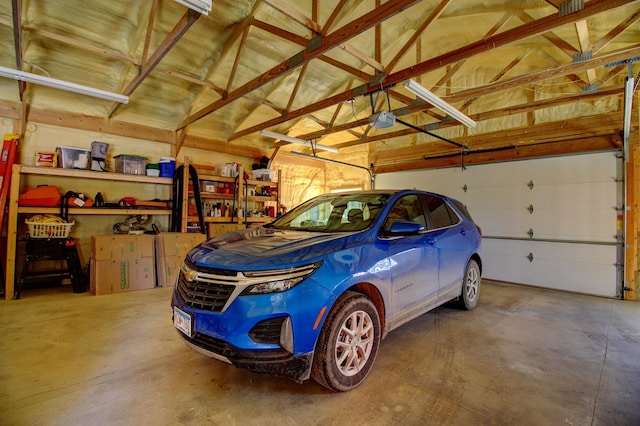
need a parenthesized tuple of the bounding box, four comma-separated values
(171, 189, 482, 391)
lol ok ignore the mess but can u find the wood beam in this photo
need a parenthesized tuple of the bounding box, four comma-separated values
(575, 20, 597, 84)
(263, 0, 321, 34)
(110, 9, 200, 117)
(334, 87, 624, 149)
(370, 111, 628, 167)
(593, 6, 640, 53)
(11, 0, 25, 102)
(26, 108, 175, 144)
(384, 0, 451, 73)
(231, 0, 635, 141)
(179, 0, 421, 129)
(181, 134, 266, 158)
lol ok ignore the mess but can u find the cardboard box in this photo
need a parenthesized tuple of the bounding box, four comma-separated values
(90, 235, 155, 295)
(155, 232, 207, 287)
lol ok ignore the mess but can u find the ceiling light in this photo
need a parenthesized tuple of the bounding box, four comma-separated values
(0, 66, 129, 104)
(174, 0, 211, 15)
(403, 79, 476, 128)
(260, 130, 339, 153)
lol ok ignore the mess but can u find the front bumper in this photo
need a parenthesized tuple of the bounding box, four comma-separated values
(176, 328, 314, 382)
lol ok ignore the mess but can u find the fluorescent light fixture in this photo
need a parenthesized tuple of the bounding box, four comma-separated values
(174, 0, 211, 15)
(0, 66, 129, 104)
(260, 130, 339, 153)
(403, 79, 476, 128)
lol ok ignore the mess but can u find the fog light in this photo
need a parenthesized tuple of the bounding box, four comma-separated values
(280, 317, 294, 354)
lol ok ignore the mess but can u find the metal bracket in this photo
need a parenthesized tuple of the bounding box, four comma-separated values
(582, 83, 598, 95)
(288, 51, 304, 68)
(573, 50, 592, 64)
(306, 36, 322, 53)
(559, 0, 584, 17)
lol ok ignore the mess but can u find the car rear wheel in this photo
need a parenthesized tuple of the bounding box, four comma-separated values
(460, 259, 480, 310)
(311, 291, 381, 392)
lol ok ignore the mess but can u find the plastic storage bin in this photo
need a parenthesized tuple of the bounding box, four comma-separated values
(114, 155, 147, 175)
(252, 169, 276, 181)
(56, 146, 91, 169)
(159, 157, 176, 178)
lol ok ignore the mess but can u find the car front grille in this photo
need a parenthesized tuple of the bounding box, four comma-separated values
(176, 262, 237, 312)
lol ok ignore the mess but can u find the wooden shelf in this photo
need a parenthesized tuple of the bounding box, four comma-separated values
(19, 207, 172, 215)
(192, 192, 234, 200)
(189, 216, 236, 223)
(4, 164, 174, 300)
(20, 166, 173, 185)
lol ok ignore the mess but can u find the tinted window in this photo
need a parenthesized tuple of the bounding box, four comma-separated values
(271, 193, 390, 232)
(423, 195, 460, 229)
(382, 194, 426, 233)
(450, 199, 475, 222)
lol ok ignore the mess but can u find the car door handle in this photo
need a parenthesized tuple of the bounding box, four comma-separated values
(426, 238, 437, 245)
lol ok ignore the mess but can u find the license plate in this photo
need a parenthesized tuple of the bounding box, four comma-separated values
(173, 306, 193, 337)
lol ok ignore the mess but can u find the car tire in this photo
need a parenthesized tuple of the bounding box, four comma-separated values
(311, 291, 381, 392)
(459, 259, 481, 310)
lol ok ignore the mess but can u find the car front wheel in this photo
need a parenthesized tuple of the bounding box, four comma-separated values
(311, 291, 381, 392)
(460, 259, 481, 310)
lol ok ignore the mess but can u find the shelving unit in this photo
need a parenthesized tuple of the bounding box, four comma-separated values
(239, 174, 280, 226)
(3, 164, 173, 300)
(181, 161, 280, 236)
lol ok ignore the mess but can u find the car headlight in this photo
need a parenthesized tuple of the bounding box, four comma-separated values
(240, 261, 322, 295)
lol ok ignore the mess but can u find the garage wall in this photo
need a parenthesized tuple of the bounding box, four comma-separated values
(375, 152, 621, 298)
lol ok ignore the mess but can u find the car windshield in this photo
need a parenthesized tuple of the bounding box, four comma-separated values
(269, 192, 392, 232)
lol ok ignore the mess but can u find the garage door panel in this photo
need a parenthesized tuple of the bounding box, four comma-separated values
(483, 239, 617, 297)
(376, 152, 620, 297)
(530, 208, 617, 241)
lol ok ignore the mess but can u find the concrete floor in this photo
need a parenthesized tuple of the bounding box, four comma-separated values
(1, 280, 639, 426)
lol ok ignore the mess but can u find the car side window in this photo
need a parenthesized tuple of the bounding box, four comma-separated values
(422, 195, 460, 229)
(382, 195, 426, 233)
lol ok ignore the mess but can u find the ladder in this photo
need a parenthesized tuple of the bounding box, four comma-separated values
(0, 134, 19, 295)
(0, 134, 19, 235)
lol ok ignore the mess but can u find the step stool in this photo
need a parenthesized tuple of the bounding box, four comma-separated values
(16, 238, 85, 299)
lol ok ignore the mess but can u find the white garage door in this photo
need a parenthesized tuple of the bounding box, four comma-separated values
(375, 152, 622, 298)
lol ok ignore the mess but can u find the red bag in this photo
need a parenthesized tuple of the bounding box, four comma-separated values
(18, 185, 61, 207)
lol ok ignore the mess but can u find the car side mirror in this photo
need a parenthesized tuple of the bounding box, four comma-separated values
(389, 221, 424, 235)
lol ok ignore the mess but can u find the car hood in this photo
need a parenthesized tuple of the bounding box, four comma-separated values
(187, 226, 364, 270)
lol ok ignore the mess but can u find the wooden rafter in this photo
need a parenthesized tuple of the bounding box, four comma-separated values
(263, 0, 321, 34)
(286, 63, 308, 112)
(593, 6, 640, 53)
(230, 0, 635, 142)
(384, 0, 451, 74)
(179, 0, 421, 129)
(110, 9, 200, 117)
(575, 20, 597, 84)
(142, 0, 158, 64)
(515, 10, 579, 57)
(321, 0, 349, 35)
(226, 26, 251, 94)
(11, 0, 24, 102)
(459, 48, 532, 112)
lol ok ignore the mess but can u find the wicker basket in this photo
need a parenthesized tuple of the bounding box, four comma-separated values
(26, 220, 74, 239)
